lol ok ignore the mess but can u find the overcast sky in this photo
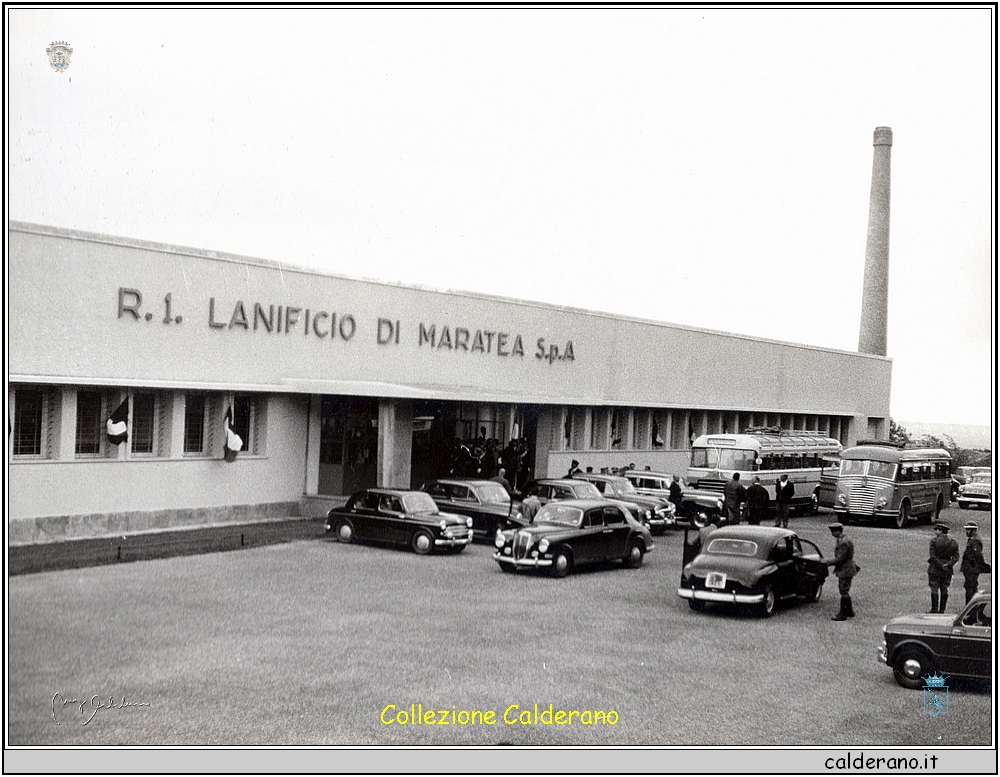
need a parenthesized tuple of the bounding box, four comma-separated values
(7, 6, 995, 428)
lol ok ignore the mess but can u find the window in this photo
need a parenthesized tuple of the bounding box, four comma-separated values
(603, 506, 626, 525)
(231, 393, 265, 455)
(13, 388, 47, 457)
(184, 393, 207, 454)
(131, 392, 157, 455)
(75, 391, 104, 456)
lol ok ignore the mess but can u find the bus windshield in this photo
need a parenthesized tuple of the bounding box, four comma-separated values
(840, 459, 897, 479)
(690, 447, 758, 471)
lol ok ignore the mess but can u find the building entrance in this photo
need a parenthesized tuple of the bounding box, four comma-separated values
(318, 396, 379, 496)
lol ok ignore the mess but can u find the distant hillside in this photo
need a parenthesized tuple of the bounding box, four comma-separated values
(897, 421, 993, 451)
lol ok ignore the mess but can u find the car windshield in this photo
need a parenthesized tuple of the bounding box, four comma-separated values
(534, 504, 584, 527)
(613, 478, 637, 494)
(572, 482, 602, 498)
(475, 482, 512, 504)
(402, 492, 439, 514)
(691, 447, 758, 471)
(841, 459, 897, 479)
(970, 473, 992, 485)
(705, 538, 759, 557)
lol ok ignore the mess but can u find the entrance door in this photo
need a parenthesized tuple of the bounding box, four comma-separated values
(319, 397, 378, 495)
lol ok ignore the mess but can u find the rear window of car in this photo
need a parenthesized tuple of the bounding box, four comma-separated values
(706, 538, 758, 557)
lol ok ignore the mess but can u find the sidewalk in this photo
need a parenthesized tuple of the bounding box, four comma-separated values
(8, 517, 327, 576)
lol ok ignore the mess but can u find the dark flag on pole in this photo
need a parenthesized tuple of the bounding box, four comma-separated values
(223, 405, 243, 463)
(106, 398, 129, 445)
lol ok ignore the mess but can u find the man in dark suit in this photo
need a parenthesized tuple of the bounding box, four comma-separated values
(774, 473, 795, 528)
(744, 476, 770, 525)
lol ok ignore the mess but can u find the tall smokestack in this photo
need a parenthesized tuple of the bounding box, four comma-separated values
(858, 126, 893, 356)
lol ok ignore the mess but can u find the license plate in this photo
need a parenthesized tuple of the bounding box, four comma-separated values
(706, 572, 727, 589)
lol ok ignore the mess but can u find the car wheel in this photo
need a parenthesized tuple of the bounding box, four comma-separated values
(551, 549, 572, 578)
(688, 599, 706, 612)
(893, 501, 909, 530)
(334, 520, 354, 543)
(692, 511, 710, 529)
(411, 530, 434, 555)
(758, 585, 777, 618)
(893, 645, 934, 690)
(623, 541, 643, 569)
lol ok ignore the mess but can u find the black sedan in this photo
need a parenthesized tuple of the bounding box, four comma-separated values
(421, 478, 524, 541)
(493, 498, 654, 577)
(878, 592, 991, 689)
(677, 525, 828, 617)
(326, 488, 473, 554)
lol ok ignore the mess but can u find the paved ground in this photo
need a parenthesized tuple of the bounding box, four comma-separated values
(6, 505, 993, 749)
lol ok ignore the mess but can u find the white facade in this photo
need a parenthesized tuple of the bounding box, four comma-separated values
(7, 222, 892, 543)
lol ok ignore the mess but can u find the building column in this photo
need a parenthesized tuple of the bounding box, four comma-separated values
(169, 392, 187, 459)
(304, 395, 322, 496)
(377, 398, 413, 488)
(57, 388, 77, 461)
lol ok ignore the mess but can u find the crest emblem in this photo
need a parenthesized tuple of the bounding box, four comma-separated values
(922, 673, 949, 716)
(46, 41, 73, 73)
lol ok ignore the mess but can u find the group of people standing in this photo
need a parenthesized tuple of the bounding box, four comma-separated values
(927, 519, 990, 613)
(721, 472, 796, 526)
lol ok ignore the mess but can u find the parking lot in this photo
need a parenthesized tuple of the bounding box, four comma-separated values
(7, 505, 992, 747)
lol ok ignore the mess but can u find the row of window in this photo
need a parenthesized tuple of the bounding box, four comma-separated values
(10, 386, 264, 460)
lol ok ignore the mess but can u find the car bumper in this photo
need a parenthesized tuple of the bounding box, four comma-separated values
(494, 552, 553, 569)
(436, 536, 472, 547)
(677, 587, 764, 605)
(958, 495, 991, 505)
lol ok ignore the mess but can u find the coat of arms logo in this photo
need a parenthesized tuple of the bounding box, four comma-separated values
(922, 673, 949, 716)
(46, 41, 73, 73)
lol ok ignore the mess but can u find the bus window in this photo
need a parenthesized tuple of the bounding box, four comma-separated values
(841, 460, 866, 476)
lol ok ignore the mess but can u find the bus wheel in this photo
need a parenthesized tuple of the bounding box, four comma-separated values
(893, 502, 909, 530)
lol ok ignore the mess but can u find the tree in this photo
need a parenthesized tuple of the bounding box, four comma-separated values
(888, 418, 910, 447)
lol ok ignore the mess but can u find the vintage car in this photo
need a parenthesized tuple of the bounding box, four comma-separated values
(493, 498, 654, 577)
(677, 525, 828, 617)
(326, 488, 473, 554)
(957, 471, 992, 510)
(421, 478, 524, 540)
(878, 592, 991, 689)
(572, 473, 676, 533)
(517, 478, 654, 530)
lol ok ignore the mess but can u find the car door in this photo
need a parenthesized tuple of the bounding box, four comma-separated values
(376, 494, 407, 544)
(792, 537, 828, 595)
(349, 491, 381, 541)
(572, 508, 606, 564)
(600, 505, 631, 560)
(768, 537, 798, 598)
(940, 600, 992, 678)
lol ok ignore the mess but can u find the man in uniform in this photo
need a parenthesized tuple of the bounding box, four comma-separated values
(961, 520, 988, 605)
(927, 521, 960, 613)
(774, 473, 795, 528)
(668, 475, 683, 511)
(825, 522, 859, 621)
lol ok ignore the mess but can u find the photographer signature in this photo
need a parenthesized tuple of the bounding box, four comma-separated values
(51, 692, 150, 725)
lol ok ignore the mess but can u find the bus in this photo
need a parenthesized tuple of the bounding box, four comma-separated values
(685, 429, 843, 515)
(832, 444, 951, 529)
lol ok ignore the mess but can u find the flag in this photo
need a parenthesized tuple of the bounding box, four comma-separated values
(106, 398, 129, 445)
(223, 405, 243, 462)
(652, 419, 664, 448)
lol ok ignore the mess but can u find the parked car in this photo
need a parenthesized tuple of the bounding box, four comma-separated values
(677, 525, 828, 617)
(421, 478, 523, 541)
(957, 471, 992, 510)
(326, 488, 473, 554)
(878, 592, 991, 689)
(572, 472, 676, 534)
(518, 478, 654, 531)
(493, 498, 654, 577)
(954, 466, 991, 485)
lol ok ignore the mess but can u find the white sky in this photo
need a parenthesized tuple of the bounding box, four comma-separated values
(6, 6, 995, 427)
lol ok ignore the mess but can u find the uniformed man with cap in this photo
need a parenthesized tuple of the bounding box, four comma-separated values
(927, 521, 960, 613)
(825, 522, 859, 621)
(961, 520, 989, 604)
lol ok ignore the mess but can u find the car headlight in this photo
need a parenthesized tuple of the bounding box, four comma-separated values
(440, 520, 447, 530)
(642, 508, 652, 520)
(838, 494, 847, 505)
(466, 517, 473, 528)
(538, 538, 550, 553)
(495, 530, 506, 548)
(877, 496, 888, 508)
(714, 500, 723, 510)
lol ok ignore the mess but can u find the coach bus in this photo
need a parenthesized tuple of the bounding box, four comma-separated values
(832, 444, 951, 529)
(685, 429, 843, 515)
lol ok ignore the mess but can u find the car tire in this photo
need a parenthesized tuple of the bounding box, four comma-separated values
(758, 585, 777, 618)
(551, 549, 572, 578)
(692, 511, 710, 529)
(688, 599, 706, 612)
(893, 645, 934, 690)
(623, 541, 643, 569)
(893, 501, 909, 530)
(411, 529, 434, 555)
(334, 520, 354, 543)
